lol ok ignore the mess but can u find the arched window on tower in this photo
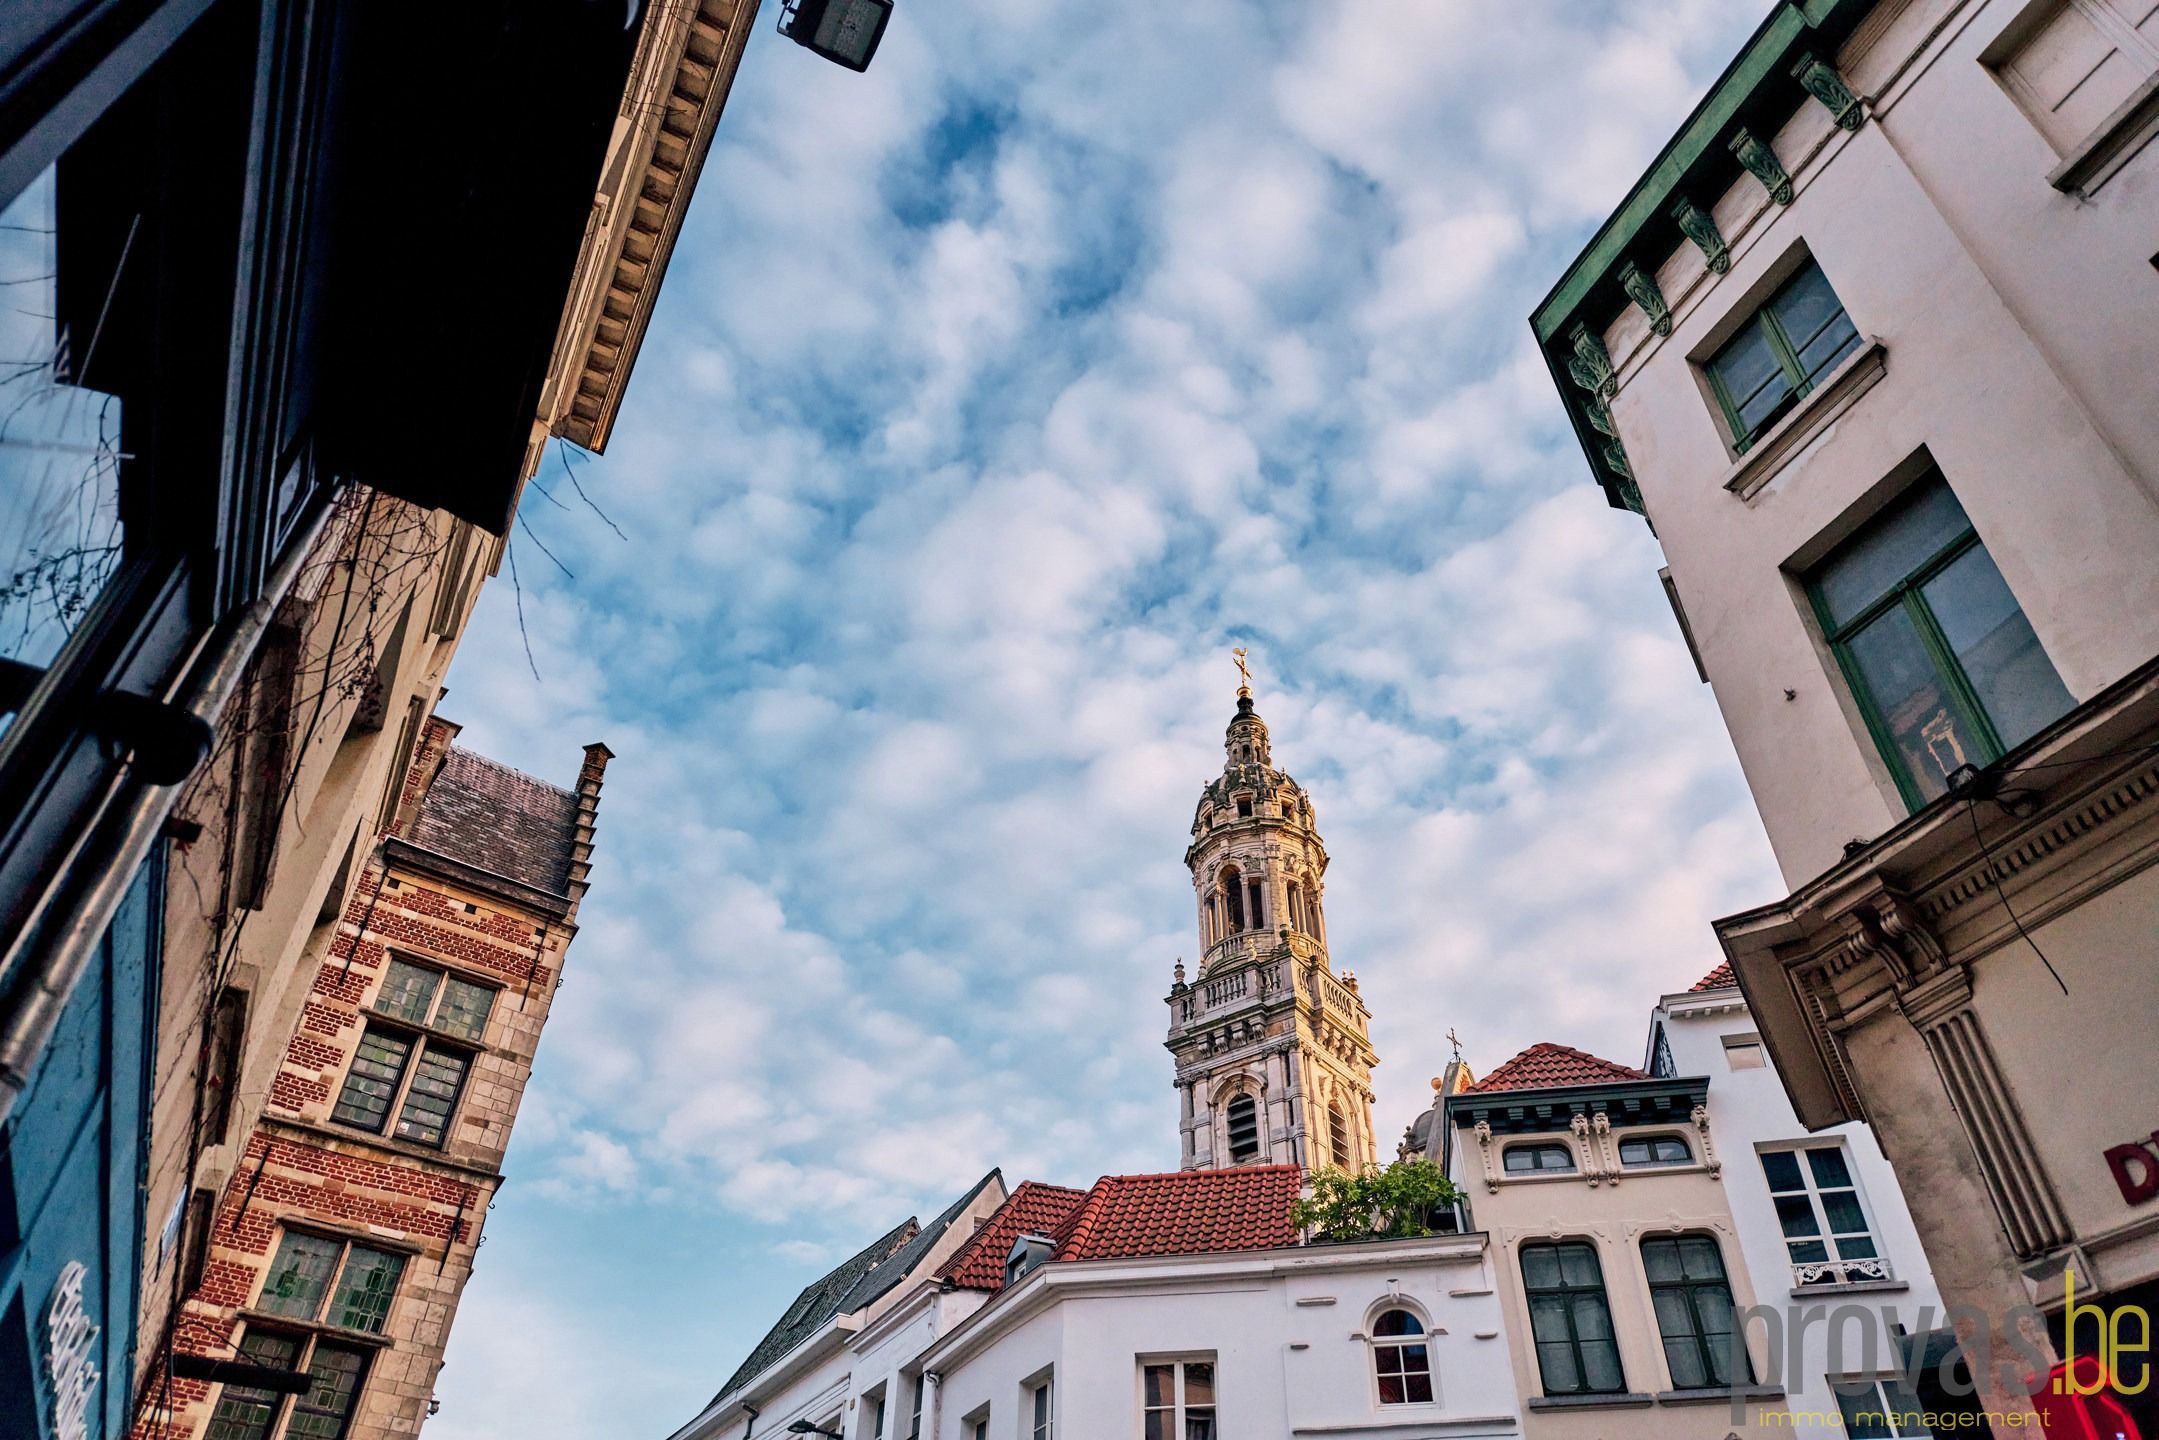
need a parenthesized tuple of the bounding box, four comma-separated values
(1223, 868, 1246, 932)
(1286, 882, 1306, 936)
(1329, 1101, 1352, 1169)
(1226, 1095, 1260, 1163)
(1247, 876, 1265, 930)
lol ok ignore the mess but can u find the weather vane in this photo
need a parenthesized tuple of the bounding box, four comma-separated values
(1232, 646, 1252, 697)
(1446, 1026, 1464, 1063)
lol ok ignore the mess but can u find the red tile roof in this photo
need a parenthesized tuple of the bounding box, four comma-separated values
(938, 1167, 1302, 1291)
(1471, 1042, 1646, 1093)
(1690, 961, 1736, 992)
(936, 1181, 1087, 1290)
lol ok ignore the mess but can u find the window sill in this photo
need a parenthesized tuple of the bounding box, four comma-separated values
(1788, 1278, 1908, 1298)
(262, 1114, 504, 1181)
(235, 1309, 396, 1349)
(1526, 1392, 1654, 1411)
(1656, 1385, 1787, 1407)
(2048, 73, 2159, 199)
(1719, 339, 1887, 502)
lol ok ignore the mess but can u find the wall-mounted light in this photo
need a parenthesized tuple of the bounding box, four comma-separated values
(777, 0, 892, 71)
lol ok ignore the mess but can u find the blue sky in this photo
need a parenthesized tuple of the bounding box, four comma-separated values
(431, 4, 1786, 1436)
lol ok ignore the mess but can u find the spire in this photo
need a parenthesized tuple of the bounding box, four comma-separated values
(1224, 648, 1272, 770)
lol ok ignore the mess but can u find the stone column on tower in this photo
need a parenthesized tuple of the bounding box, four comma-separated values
(1163, 668, 1380, 1172)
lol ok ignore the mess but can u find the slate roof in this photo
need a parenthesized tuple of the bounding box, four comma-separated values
(1470, 1042, 1647, 1093)
(407, 747, 581, 896)
(711, 1217, 918, 1404)
(1690, 961, 1737, 992)
(837, 1169, 1002, 1314)
(939, 1167, 1302, 1293)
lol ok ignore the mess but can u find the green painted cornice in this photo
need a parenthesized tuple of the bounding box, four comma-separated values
(1529, 0, 1877, 512)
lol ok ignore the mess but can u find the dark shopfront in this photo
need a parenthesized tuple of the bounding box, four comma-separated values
(0, 3, 642, 1434)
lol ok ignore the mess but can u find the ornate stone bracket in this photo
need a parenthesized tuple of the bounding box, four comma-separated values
(1562, 323, 1645, 517)
(1618, 260, 1672, 337)
(1474, 1120, 1499, 1193)
(1670, 196, 1730, 273)
(1691, 1104, 1722, 1180)
(1793, 53, 1865, 131)
(1590, 1111, 1621, 1185)
(1729, 128, 1794, 205)
(1572, 1113, 1606, 1187)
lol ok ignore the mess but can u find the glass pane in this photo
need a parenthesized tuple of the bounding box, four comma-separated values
(1806, 1147, 1855, 1190)
(1760, 1150, 1805, 1193)
(1571, 1292, 1614, 1342)
(1536, 1338, 1581, 1394)
(1835, 1234, 1881, 1261)
(1397, 1343, 1428, 1372)
(1143, 1365, 1173, 1408)
(1836, 1381, 1897, 1439)
(1521, 1247, 1563, 1292)
(1920, 543, 2072, 751)
(1814, 481, 1972, 628)
(434, 977, 496, 1041)
(1643, 1240, 1683, 1283)
(287, 1342, 369, 1440)
(329, 1245, 405, 1333)
(1373, 1309, 1421, 1337)
(1504, 1147, 1535, 1172)
(206, 1331, 302, 1440)
(1183, 1363, 1213, 1405)
(374, 959, 440, 1024)
(1776, 1194, 1824, 1239)
(1789, 1238, 1832, 1265)
(1537, 1145, 1573, 1172)
(260, 1232, 342, 1319)
(1376, 1348, 1404, 1378)
(1882, 1375, 1932, 1435)
(1581, 1338, 1625, 1393)
(1619, 1139, 1650, 1167)
(1842, 603, 1979, 802)
(1677, 1236, 1725, 1281)
(1528, 1294, 1572, 1345)
(1770, 263, 1860, 384)
(1184, 1411, 1214, 1440)
(1709, 321, 1794, 441)
(1144, 1415, 1167, 1440)
(1822, 1191, 1870, 1236)
(1403, 1371, 1434, 1403)
(394, 1045, 470, 1147)
(1557, 1244, 1600, 1289)
(0, 167, 128, 678)
(1656, 1137, 1691, 1163)
(1795, 309, 1861, 384)
(331, 1028, 413, 1133)
(1377, 1373, 1405, 1404)
(1663, 1333, 1708, 1390)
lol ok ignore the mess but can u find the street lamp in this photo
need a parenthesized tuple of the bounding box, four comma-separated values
(776, 0, 892, 71)
(786, 1424, 844, 1439)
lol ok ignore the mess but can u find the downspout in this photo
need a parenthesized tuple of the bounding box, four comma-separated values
(743, 1403, 758, 1439)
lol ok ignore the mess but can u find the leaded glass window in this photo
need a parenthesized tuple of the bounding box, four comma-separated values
(394, 1044, 471, 1147)
(373, 958, 440, 1024)
(205, 1331, 302, 1440)
(285, 1341, 369, 1440)
(260, 1232, 342, 1319)
(256, 1230, 407, 1335)
(327, 1245, 405, 1334)
(434, 976, 495, 1041)
(1706, 259, 1862, 451)
(330, 1028, 413, 1133)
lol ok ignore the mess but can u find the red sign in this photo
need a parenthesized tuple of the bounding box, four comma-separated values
(2105, 1135, 2159, 1205)
(2035, 1356, 2143, 1440)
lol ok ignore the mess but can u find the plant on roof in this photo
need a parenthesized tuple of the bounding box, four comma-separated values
(1293, 1158, 1462, 1243)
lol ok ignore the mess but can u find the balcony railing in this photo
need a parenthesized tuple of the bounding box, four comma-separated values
(1793, 1256, 1892, 1287)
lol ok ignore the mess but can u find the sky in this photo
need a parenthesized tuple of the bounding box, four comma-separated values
(430, 4, 1788, 1436)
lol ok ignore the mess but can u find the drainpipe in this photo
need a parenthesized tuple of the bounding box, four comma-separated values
(743, 1404, 759, 1439)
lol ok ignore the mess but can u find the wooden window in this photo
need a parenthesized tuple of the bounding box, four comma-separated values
(1807, 474, 2072, 809)
(1990, 0, 2159, 156)
(1520, 1242, 1625, 1395)
(1618, 1135, 1692, 1168)
(1643, 1235, 1750, 1389)
(1142, 1360, 1215, 1440)
(1226, 1096, 1260, 1162)
(259, 1230, 406, 1334)
(1502, 1142, 1575, 1175)
(1029, 1375, 1054, 1440)
(1705, 259, 1862, 451)
(1763, 1145, 1882, 1284)
(1372, 1309, 1436, 1404)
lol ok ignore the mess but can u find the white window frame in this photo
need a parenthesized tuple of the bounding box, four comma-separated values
(1139, 1355, 1217, 1439)
(1024, 1370, 1054, 1440)
(1831, 1374, 1933, 1436)
(1760, 1141, 1885, 1285)
(1366, 1299, 1439, 1408)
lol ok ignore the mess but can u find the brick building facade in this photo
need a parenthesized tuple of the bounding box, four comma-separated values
(136, 721, 609, 1440)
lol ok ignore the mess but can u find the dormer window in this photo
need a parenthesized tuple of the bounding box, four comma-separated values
(1006, 1232, 1054, 1285)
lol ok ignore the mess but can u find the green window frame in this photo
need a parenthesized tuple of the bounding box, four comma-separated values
(1520, 1241, 1625, 1396)
(1642, 1234, 1750, 1390)
(1705, 259, 1862, 451)
(1805, 475, 2072, 810)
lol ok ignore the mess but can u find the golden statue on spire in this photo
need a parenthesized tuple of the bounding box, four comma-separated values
(1232, 646, 1252, 697)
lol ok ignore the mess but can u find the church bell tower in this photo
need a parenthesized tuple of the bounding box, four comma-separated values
(1165, 657, 1380, 1172)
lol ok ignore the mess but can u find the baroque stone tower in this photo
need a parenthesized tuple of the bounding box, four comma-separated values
(1166, 668, 1380, 1172)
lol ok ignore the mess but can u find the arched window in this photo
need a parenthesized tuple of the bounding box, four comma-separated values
(1642, 1235, 1749, 1389)
(1371, 1309, 1434, 1405)
(1520, 1242, 1624, 1396)
(1329, 1102, 1352, 1169)
(1226, 1095, 1260, 1162)
(1503, 1142, 1576, 1175)
(1286, 882, 1305, 935)
(1223, 868, 1246, 932)
(1246, 875, 1265, 929)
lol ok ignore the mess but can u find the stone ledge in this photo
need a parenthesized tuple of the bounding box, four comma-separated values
(1526, 1392, 1655, 1411)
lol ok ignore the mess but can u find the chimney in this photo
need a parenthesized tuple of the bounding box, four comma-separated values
(563, 742, 613, 922)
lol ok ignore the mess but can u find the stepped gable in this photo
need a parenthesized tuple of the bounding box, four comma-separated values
(1470, 1042, 1647, 1093)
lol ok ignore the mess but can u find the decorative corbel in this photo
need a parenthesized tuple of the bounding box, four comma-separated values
(1793, 53, 1864, 131)
(1571, 1112, 1602, 1186)
(1872, 891, 1948, 984)
(1692, 1104, 1723, 1180)
(1669, 196, 1731, 273)
(1590, 1112, 1620, 1185)
(1618, 261, 1672, 337)
(1474, 1119, 1499, 1193)
(1565, 322, 1617, 402)
(1729, 128, 1795, 205)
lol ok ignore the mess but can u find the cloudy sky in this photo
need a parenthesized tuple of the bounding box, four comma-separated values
(431, 3, 1786, 1436)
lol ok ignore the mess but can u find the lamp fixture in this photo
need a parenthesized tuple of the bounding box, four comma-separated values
(776, 0, 891, 71)
(786, 1423, 844, 1438)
